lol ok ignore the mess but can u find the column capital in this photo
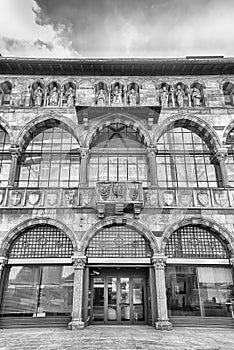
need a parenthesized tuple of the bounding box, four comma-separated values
(152, 255, 167, 270)
(210, 147, 228, 164)
(9, 145, 21, 158)
(230, 257, 234, 267)
(79, 148, 89, 159)
(0, 256, 8, 271)
(147, 146, 158, 158)
(71, 254, 86, 269)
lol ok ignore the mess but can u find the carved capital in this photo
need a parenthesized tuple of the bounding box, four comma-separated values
(230, 257, 234, 267)
(152, 255, 167, 270)
(9, 146, 21, 158)
(0, 257, 8, 271)
(80, 148, 89, 160)
(147, 146, 158, 158)
(71, 255, 86, 270)
(210, 148, 228, 164)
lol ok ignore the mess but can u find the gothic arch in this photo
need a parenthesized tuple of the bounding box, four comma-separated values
(16, 112, 80, 152)
(0, 116, 14, 144)
(0, 217, 78, 257)
(222, 120, 234, 145)
(80, 216, 159, 255)
(84, 113, 152, 148)
(153, 113, 221, 151)
(160, 216, 234, 256)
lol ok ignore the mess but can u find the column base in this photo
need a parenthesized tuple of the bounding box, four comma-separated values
(155, 320, 173, 331)
(68, 319, 85, 330)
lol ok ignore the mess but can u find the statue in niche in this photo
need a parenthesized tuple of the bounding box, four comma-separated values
(191, 87, 202, 107)
(48, 86, 59, 106)
(160, 86, 169, 107)
(128, 88, 138, 106)
(33, 86, 43, 106)
(112, 86, 123, 104)
(97, 88, 107, 105)
(175, 84, 185, 107)
(65, 86, 75, 107)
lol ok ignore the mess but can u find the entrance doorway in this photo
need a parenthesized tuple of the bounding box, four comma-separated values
(90, 268, 148, 324)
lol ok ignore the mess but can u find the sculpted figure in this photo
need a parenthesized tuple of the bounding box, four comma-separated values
(33, 86, 43, 107)
(191, 87, 202, 107)
(160, 86, 169, 107)
(112, 86, 122, 104)
(48, 86, 59, 106)
(65, 86, 75, 107)
(175, 84, 184, 107)
(128, 88, 138, 106)
(97, 88, 107, 105)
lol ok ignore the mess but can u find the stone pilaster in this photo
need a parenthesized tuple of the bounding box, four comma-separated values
(68, 254, 86, 330)
(8, 146, 21, 187)
(79, 148, 89, 186)
(147, 146, 158, 186)
(0, 257, 8, 283)
(210, 148, 229, 187)
(152, 255, 172, 331)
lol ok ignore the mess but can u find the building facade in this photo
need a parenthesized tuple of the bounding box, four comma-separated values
(0, 57, 233, 329)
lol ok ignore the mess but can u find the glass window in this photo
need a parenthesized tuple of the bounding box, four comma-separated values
(0, 265, 73, 318)
(0, 128, 11, 187)
(156, 127, 217, 188)
(19, 127, 80, 188)
(166, 265, 234, 318)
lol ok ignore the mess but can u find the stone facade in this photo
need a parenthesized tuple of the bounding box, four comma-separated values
(0, 57, 234, 329)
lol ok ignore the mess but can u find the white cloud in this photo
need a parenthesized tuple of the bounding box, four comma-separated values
(0, 0, 78, 57)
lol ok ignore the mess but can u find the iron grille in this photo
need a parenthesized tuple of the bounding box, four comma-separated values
(9, 225, 74, 258)
(165, 225, 228, 259)
(86, 225, 152, 258)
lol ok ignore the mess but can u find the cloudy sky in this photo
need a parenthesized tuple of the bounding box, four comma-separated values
(0, 0, 233, 58)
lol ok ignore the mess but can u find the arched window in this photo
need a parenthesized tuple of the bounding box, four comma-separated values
(0, 81, 12, 106)
(18, 126, 80, 187)
(225, 128, 234, 186)
(165, 225, 233, 319)
(86, 224, 152, 258)
(0, 127, 11, 186)
(89, 123, 148, 186)
(156, 127, 217, 187)
(0, 225, 74, 320)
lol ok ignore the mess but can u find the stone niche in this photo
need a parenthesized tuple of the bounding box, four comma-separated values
(140, 80, 159, 106)
(76, 80, 95, 106)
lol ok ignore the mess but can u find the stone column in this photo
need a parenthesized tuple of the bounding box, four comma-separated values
(210, 148, 229, 188)
(79, 148, 89, 186)
(68, 254, 86, 330)
(0, 257, 8, 283)
(152, 255, 172, 330)
(8, 146, 21, 187)
(147, 146, 158, 186)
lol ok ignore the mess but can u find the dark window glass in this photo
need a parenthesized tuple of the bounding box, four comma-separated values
(156, 128, 217, 188)
(19, 127, 80, 187)
(0, 127, 11, 186)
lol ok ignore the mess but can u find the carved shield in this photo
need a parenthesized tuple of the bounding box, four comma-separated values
(64, 190, 76, 205)
(112, 183, 125, 200)
(197, 191, 209, 207)
(214, 190, 228, 207)
(179, 190, 193, 207)
(28, 191, 41, 205)
(128, 183, 139, 201)
(10, 191, 22, 206)
(98, 182, 111, 201)
(46, 192, 58, 206)
(163, 190, 175, 206)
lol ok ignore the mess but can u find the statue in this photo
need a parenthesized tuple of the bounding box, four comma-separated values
(48, 86, 59, 106)
(160, 86, 169, 107)
(112, 86, 123, 104)
(96, 88, 107, 106)
(65, 86, 75, 107)
(175, 84, 184, 107)
(191, 87, 202, 107)
(128, 88, 138, 106)
(33, 86, 43, 107)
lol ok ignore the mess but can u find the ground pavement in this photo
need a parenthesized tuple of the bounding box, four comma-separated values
(0, 325, 234, 350)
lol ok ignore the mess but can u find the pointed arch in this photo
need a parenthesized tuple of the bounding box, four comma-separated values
(160, 216, 234, 255)
(80, 216, 159, 255)
(222, 119, 234, 145)
(84, 112, 152, 148)
(16, 112, 80, 152)
(0, 116, 14, 144)
(0, 217, 78, 257)
(153, 113, 221, 151)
